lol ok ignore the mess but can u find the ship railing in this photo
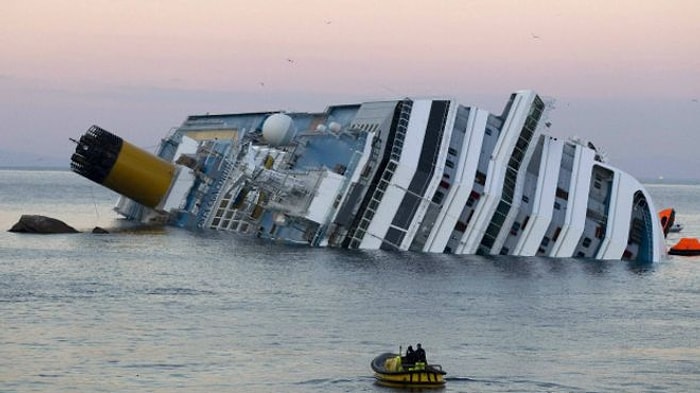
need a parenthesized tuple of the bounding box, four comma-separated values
(196, 159, 234, 228)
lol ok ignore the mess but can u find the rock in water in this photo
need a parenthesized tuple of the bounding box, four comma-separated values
(92, 226, 109, 234)
(8, 215, 80, 234)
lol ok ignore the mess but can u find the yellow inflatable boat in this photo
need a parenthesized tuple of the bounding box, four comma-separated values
(370, 352, 446, 388)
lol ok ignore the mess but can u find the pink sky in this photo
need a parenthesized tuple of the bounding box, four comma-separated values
(2, 0, 699, 179)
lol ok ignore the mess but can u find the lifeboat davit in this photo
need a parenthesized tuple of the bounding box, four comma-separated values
(669, 237, 700, 256)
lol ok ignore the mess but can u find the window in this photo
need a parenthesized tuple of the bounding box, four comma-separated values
(582, 237, 592, 247)
(510, 222, 520, 236)
(556, 187, 569, 200)
(595, 226, 604, 238)
(454, 221, 467, 232)
(553, 226, 562, 242)
(475, 171, 487, 185)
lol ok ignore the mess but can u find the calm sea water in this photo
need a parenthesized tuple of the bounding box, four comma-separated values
(1, 169, 699, 393)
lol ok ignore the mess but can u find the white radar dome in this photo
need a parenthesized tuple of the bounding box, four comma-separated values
(328, 121, 342, 133)
(262, 113, 295, 146)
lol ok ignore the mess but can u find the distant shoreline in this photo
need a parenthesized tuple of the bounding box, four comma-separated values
(0, 166, 70, 171)
(2, 166, 698, 185)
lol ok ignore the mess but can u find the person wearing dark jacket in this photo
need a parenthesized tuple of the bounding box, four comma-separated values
(415, 343, 426, 363)
(403, 345, 416, 364)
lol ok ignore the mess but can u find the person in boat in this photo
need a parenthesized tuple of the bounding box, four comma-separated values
(403, 345, 416, 364)
(415, 343, 426, 363)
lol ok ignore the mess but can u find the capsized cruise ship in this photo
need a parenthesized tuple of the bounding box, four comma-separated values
(70, 90, 667, 262)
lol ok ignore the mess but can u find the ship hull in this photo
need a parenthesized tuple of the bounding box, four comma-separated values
(71, 90, 667, 262)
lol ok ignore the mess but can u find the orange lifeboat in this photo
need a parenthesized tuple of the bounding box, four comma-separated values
(658, 208, 676, 238)
(669, 237, 700, 256)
